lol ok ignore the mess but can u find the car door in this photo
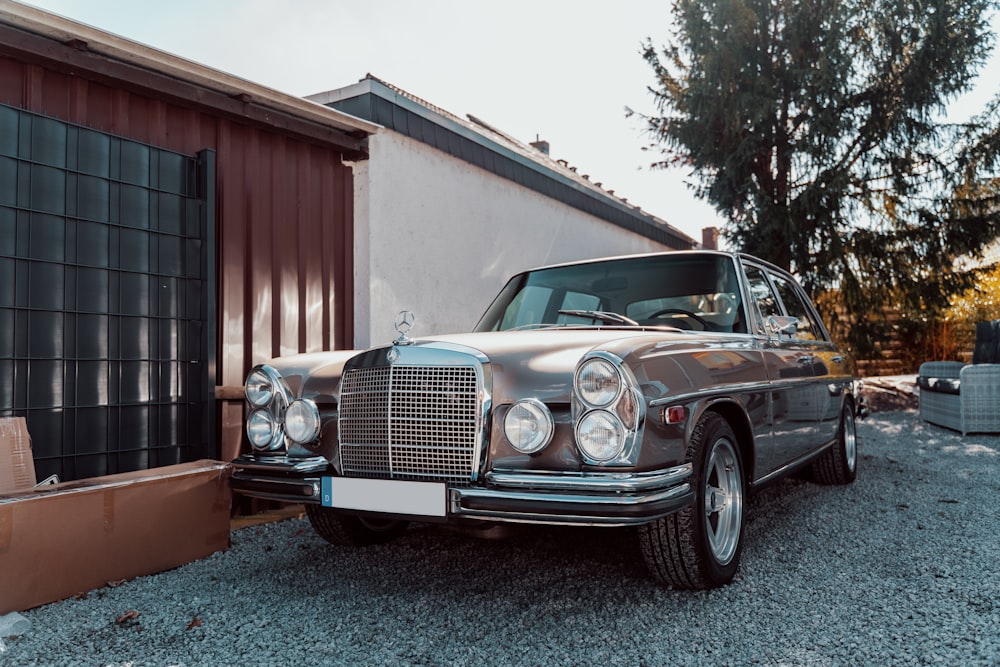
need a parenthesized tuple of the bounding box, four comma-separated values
(768, 272, 843, 449)
(741, 261, 828, 477)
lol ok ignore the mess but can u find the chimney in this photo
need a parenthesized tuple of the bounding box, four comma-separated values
(530, 135, 550, 155)
(702, 226, 719, 250)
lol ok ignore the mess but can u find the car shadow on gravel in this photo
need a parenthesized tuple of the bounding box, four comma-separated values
(234, 470, 861, 605)
(228, 407, 1000, 622)
(253, 519, 655, 597)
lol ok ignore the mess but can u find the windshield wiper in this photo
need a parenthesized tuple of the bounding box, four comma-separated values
(558, 309, 641, 326)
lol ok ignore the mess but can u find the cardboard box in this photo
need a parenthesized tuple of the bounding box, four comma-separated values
(0, 460, 231, 614)
(0, 417, 36, 494)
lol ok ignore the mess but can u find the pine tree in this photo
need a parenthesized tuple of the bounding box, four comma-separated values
(639, 0, 1000, 355)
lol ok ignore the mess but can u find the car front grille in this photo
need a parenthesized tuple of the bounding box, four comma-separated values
(338, 364, 481, 486)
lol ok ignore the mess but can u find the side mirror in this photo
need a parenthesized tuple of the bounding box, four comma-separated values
(766, 315, 799, 338)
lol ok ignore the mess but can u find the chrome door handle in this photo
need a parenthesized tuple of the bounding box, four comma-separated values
(796, 355, 815, 364)
(832, 355, 845, 364)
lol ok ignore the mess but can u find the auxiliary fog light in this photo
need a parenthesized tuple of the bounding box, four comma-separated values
(504, 399, 554, 454)
(575, 410, 626, 462)
(285, 399, 321, 445)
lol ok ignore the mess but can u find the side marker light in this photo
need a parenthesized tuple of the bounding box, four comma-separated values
(663, 406, 688, 425)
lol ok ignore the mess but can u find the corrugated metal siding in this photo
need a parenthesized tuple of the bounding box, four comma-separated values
(0, 56, 355, 463)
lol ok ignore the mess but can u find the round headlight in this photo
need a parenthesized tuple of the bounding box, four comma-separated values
(575, 410, 626, 462)
(576, 358, 622, 407)
(504, 399, 554, 454)
(285, 399, 320, 444)
(246, 368, 274, 408)
(246, 409, 277, 450)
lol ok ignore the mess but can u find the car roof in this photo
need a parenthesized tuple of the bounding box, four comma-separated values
(520, 249, 733, 273)
(517, 250, 798, 285)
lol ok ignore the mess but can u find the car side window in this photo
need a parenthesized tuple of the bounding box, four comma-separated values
(743, 265, 782, 332)
(771, 275, 821, 341)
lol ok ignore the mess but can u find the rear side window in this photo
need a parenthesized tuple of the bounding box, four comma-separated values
(771, 275, 822, 341)
(743, 265, 782, 324)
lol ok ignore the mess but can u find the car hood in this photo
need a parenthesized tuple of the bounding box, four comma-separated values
(415, 328, 707, 404)
(267, 327, 728, 405)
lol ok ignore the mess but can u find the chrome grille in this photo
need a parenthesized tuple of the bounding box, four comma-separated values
(338, 364, 480, 486)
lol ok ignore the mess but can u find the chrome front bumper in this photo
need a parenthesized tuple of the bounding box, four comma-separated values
(230, 456, 694, 527)
(451, 466, 694, 525)
(230, 454, 327, 502)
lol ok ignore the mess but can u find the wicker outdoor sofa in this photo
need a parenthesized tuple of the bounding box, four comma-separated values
(916, 320, 1000, 434)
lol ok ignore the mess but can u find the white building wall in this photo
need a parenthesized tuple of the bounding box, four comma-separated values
(354, 131, 673, 348)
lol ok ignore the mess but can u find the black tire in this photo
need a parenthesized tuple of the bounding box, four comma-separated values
(812, 400, 858, 485)
(305, 504, 409, 546)
(638, 412, 745, 590)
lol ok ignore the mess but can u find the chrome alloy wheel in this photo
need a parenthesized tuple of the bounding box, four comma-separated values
(638, 412, 745, 589)
(704, 437, 743, 565)
(842, 408, 857, 472)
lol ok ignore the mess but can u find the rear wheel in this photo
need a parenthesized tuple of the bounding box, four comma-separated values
(305, 504, 409, 546)
(638, 412, 745, 589)
(812, 400, 858, 485)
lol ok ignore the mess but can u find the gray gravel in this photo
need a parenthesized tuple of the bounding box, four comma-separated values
(2, 409, 998, 666)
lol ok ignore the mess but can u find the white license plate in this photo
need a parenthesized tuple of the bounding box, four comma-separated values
(321, 477, 447, 517)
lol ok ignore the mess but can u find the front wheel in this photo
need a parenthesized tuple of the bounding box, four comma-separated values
(638, 412, 745, 589)
(305, 504, 409, 546)
(811, 400, 858, 485)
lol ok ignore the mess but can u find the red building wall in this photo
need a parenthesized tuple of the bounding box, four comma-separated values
(0, 55, 356, 461)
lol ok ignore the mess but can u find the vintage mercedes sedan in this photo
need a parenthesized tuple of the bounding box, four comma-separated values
(231, 250, 864, 589)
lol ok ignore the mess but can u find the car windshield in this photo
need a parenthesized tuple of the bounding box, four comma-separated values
(474, 254, 747, 333)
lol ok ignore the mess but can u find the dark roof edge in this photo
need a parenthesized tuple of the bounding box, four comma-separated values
(308, 77, 695, 250)
(1, 1, 378, 157)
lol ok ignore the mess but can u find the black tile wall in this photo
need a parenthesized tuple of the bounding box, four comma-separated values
(0, 104, 212, 482)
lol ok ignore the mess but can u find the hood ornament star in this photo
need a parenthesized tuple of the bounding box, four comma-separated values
(393, 310, 415, 346)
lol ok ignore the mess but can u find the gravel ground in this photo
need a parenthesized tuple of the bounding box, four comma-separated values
(2, 408, 998, 666)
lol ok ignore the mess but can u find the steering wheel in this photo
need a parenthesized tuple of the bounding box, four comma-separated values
(698, 292, 739, 316)
(647, 308, 712, 330)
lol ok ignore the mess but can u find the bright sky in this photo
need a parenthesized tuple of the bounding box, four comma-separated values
(20, 0, 1000, 245)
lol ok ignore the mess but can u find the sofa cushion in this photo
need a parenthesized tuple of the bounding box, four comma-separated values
(916, 375, 962, 395)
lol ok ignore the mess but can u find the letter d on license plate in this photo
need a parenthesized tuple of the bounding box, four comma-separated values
(321, 477, 447, 517)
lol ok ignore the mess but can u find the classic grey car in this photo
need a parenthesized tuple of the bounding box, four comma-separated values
(231, 250, 865, 589)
